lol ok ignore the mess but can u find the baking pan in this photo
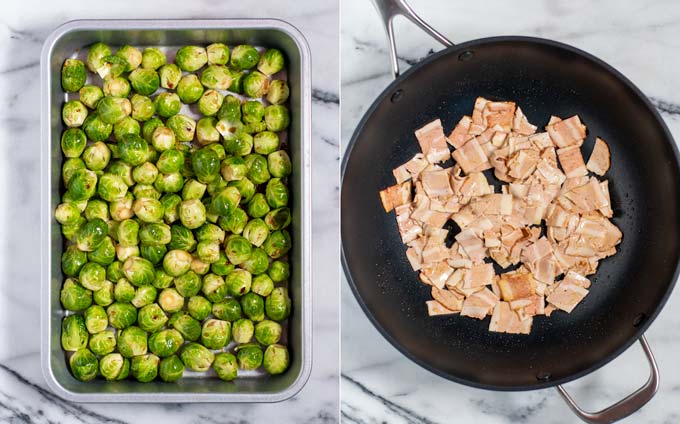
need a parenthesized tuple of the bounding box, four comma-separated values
(40, 19, 312, 402)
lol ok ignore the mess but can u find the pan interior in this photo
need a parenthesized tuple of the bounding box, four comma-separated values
(341, 38, 680, 390)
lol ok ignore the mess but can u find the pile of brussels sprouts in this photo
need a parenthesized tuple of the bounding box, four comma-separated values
(57, 41, 293, 383)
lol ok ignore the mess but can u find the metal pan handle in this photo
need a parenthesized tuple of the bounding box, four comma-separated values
(556, 336, 659, 424)
(371, 0, 453, 78)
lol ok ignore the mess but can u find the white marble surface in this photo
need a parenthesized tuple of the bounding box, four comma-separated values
(341, 0, 680, 423)
(0, 0, 339, 422)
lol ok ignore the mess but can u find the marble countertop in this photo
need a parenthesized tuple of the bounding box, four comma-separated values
(0, 0, 339, 423)
(341, 0, 680, 423)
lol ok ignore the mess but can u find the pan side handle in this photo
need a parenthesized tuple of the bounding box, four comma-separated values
(371, 0, 453, 78)
(556, 336, 659, 424)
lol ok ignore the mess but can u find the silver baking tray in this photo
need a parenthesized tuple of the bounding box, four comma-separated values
(40, 19, 312, 402)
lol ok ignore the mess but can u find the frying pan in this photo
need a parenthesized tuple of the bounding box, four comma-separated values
(340, 0, 680, 422)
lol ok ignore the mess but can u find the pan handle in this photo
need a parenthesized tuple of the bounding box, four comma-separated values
(371, 0, 453, 78)
(555, 336, 659, 424)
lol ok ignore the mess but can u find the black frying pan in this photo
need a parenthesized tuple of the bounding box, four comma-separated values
(341, 1, 680, 422)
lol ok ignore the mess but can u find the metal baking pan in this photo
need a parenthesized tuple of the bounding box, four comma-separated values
(40, 19, 312, 402)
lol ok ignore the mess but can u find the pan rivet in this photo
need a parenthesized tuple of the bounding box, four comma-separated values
(536, 372, 551, 381)
(633, 313, 647, 327)
(391, 89, 404, 103)
(458, 50, 474, 61)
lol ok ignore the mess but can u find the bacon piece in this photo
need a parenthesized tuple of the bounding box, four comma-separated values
(448, 116, 473, 148)
(460, 287, 499, 319)
(512, 107, 538, 135)
(421, 169, 453, 198)
(379, 181, 412, 213)
(421, 261, 454, 289)
(426, 300, 458, 316)
(431, 286, 464, 311)
(507, 149, 540, 180)
(586, 137, 611, 176)
(415, 119, 450, 163)
(395, 204, 422, 244)
(393, 153, 429, 183)
(463, 263, 495, 288)
(455, 228, 487, 264)
(546, 278, 589, 313)
(470, 97, 489, 135)
(557, 146, 588, 178)
(452, 138, 491, 174)
(489, 301, 532, 334)
(406, 246, 422, 271)
(547, 115, 587, 148)
(498, 272, 536, 301)
(529, 132, 553, 150)
(483, 101, 516, 132)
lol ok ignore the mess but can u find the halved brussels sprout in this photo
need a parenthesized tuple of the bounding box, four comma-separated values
(69, 348, 99, 381)
(97, 55, 127, 79)
(131, 285, 158, 308)
(243, 71, 270, 98)
(61, 278, 92, 311)
(131, 353, 159, 382)
(268, 150, 292, 178)
(116, 45, 142, 71)
(201, 65, 232, 90)
(176, 74, 204, 104)
(100, 353, 130, 381)
(225, 269, 252, 298)
(236, 343, 263, 370)
(166, 114, 196, 142)
(89, 330, 116, 355)
(103, 76, 131, 98)
(131, 94, 156, 121)
(107, 301, 138, 329)
(265, 207, 292, 231)
(196, 117, 221, 145)
(63, 100, 89, 127)
(159, 63, 182, 89)
(266, 80, 290, 105)
(201, 318, 231, 349)
(159, 355, 185, 382)
(62, 314, 89, 351)
(79, 85, 104, 109)
(230, 45, 260, 70)
(175, 46, 208, 72)
(265, 287, 291, 321)
(62, 58, 86, 92)
(252, 274, 275, 297)
(61, 128, 87, 158)
(213, 352, 238, 381)
(180, 342, 214, 372)
(97, 97, 131, 125)
(148, 329, 184, 358)
(241, 292, 265, 322)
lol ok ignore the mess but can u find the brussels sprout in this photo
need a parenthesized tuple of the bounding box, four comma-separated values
(264, 344, 289, 375)
(114, 278, 136, 302)
(253, 47, 284, 75)
(131, 163, 158, 187)
(219, 207, 248, 234)
(267, 150, 292, 178)
(117, 133, 149, 167)
(175, 46, 208, 72)
(131, 353, 159, 382)
(243, 219, 270, 248)
(116, 219, 138, 247)
(86, 42, 112, 73)
(199, 319, 230, 350)
(93, 279, 115, 306)
(98, 55, 127, 79)
(108, 160, 134, 185)
(176, 74, 204, 104)
(159, 355, 185, 382)
(190, 148, 219, 184)
(103, 76, 131, 98)
(177, 179, 205, 202)
(166, 114, 196, 142)
(115, 244, 140, 262)
(82, 142, 111, 171)
(262, 230, 292, 260)
(266, 287, 291, 321)
(156, 151, 184, 177)
(82, 305, 108, 334)
(192, 257, 211, 275)
(86, 200, 110, 222)
(265, 178, 289, 209)
(107, 301, 138, 329)
(243, 154, 270, 185)
(153, 92, 181, 118)
(202, 273, 228, 303)
(110, 192, 135, 221)
(243, 72, 270, 98)
(241, 100, 264, 124)
(225, 235, 252, 265)
(131, 285, 158, 308)
(252, 274, 275, 298)
(69, 348, 99, 382)
(154, 172, 185, 194)
(89, 330, 116, 355)
(62, 215, 87, 241)
(107, 261, 125, 281)
(158, 63, 182, 90)
(97, 97, 131, 125)
(243, 121, 267, 134)
(211, 187, 241, 216)
(175, 200, 204, 230)
(135, 184, 162, 201)
(206, 175, 228, 198)
(244, 196, 268, 221)
(100, 353, 130, 381)
(201, 42, 228, 65)
(62, 314, 89, 351)
(61, 58, 86, 92)
(241, 292, 265, 322)
(217, 94, 242, 120)
(129, 94, 155, 122)
(218, 158, 245, 183)
(117, 326, 148, 358)
(181, 342, 216, 372)
(196, 117, 221, 145)
(114, 45, 142, 71)
(264, 105, 290, 132)
(128, 68, 160, 96)
(254, 320, 282, 346)
(236, 343, 263, 370)
(230, 45, 260, 70)
(228, 178, 256, 204)
(166, 226, 195, 253)
(193, 224, 224, 245)
(133, 198, 165, 222)
(265, 208, 291, 232)
(56, 204, 81, 227)
(138, 47, 165, 70)
(266, 80, 290, 105)
(60, 128, 87, 158)
(225, 268, 252, 298)
(228, 69, 245, 93)
(89, 236, 116, 266)
(211, 252, 234, 277)
(172, 271, 200, 298)
(113, 116, 141, 142)
(123, 256, 155, 286)
(133, 303, 167, 334)
(153, 269, 175, 290)
(213, 352, 238, 381)
(169, 312, 201, 341)
(209, 299, 239, 323)
(185, 296, 211, 321)
(141, 116, 162, 141)
(95, 174, 126, 202)
(63, 100, 88, 128)
(216, 119, 245, 142)
(76, 218, 108, 252)
(158, 288, 184, 315)
(82, 112, 113, 141)
(138, 223, 171, 245)
(159, 193, 181, 224)
(139, 240, 167, 264)
(79, 85, 104, 110)
(61, 278, 92, 312)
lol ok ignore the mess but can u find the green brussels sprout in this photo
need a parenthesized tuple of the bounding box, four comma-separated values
(69, 348, 99, 382)
(87, 329, 116, 355)
(252, 274, 275, 297)
(154, 92, 181, 118)
(216, 119, 244, 143)
(107, 261, 125, 281)
(175, 199, 204, 230)
(61, 58, 86, 92)
(113, 116, 141, 142)
(93, 279, 114, 306)
(159, 355, 185, 382)
(116, 219, 139, 247)
(241, 292, 265, 322)
(230, 45, 260, 70)
(213, 352, 238, 381)
(245, 195, 269, 220)
(133, 197, 165, 222)
(176, 74, 204, 104)
(132, 162, 158, 186)
(206, 43, 230, 65)
(97, 97, 131, 125)
(208, 251, 232, 276)
(217, 95, 242, 121)
(186, 295, 212, 321)
(115, 244, 140, 262)
(268, 150, 292, 178)
(257, 48, 285, 75)
(255, 320, 282, 346)
(96, 174, 127, 202)
(118, 326, 148, 358)
(56, 203, 82, 226)
(82, 142, 111, 171)
(212, 298, 242, 321)
(199, 65, 231, 91)
(206, 175, 228, 198)
(141, 47, 166, 70)
(264, 105, 290, 132)
(219, 207, 248, 235)
(243, 71, 270, 98)
(118, 134, 149, 167)
(175, 46, 208, 72)
(86, 42, 112, 73)
(148, 130, 173, 156)
(103, 76, 131, 98)
(265, 208, 291, 232)
(142, 117, 163, 142)
(159, 63, 182, 89)
(130, 94, 155, 121)
(82, 112, 113, 141)
(244, 154, 270, 184)
(154, 172, 185, 194)
(196, 117, 221, 145)
(178, 179, 205, 201)
(169, 312, 201, 341)
(202, 273, 227, 302)
(193, 224, 224, 244)
(137, 303, 169, 333)
(236, 343, 263, 370)
(62, 314, 89, 351)
(129, 68, 160, 96)
(153, 269, 174, 290)
(108, 160, 134, 185)
(243, 121, 267, 134)
(264, 344, 289, 375)
(131, 353, 160, 382)
(100, 353, 130, 381)
(191, 148, 220, 184)
(229, 178, 256, 204)
(166, 114, 196, 142)
(171, 271, 200, 298)
(201, 318, 231, 349)
(167, 225, 196, 252)
(266, 287, 291, 321)
(160, 193, 181, 224)
(107, 301, 138, 329)
(265, 178, 288, 209)
(116, 45, 142, 71)
(133, 184, 162, 201)
(83, 304, 108, 334)
(85, 199, 110, 222)
(241, 100, 265, 124)
(228, 69, 245, 93)
(162, 247, 193, 276)
(62, 215, 87, 241)
(62, 100, 88, 128)
(114, 277, 136, 302)
(60, 128, 87, 158)
(211, 187, 241, 217)
(218, 157, 245, 183)
(156, 150, 184, 176)
(131, 285, 158, 308)
(225, 235, 252, 265)
(225, 268, 252, 297)
(76, 218, 108, 252)
(60, 278, 92, 311)
(191, 258, 209, 275)
(97, 55, 127, 79)
(140, 240, 167, 264)
(180, 342, 215, 372)
(89, 236, 116, 266)
(148, 328, 184, 358)
(123, 256, 156, 286)
(109, 192, 135, 221)
(262, 230, 292, 259)
(139, 222, 171, 245)
(79, 85, 104, 109)
(266, 80, 290, 105)
(243, 219, 270, 247)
